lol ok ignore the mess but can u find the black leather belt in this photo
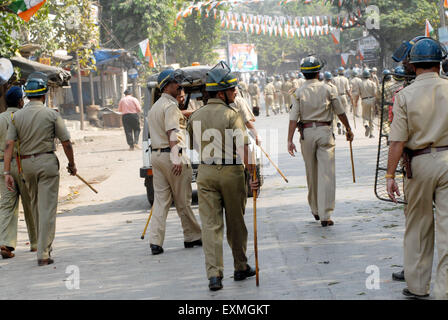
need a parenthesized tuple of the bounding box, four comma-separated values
(302, 121, 332, 129)
(362, 96, 374, 100)
(20, 151, 54, 160)
(409, 146, 448, 158)
(200, 159, 243, 166)
(152, 147, 183, 154)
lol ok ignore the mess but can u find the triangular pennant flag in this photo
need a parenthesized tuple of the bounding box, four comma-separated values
(425, 19, 435, 37)
(331, 28, 341, 44)
(8, 0, 47, 22)
(138, 39, 155, 68)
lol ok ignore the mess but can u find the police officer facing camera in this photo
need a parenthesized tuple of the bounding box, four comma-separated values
(387, 38, 448, 300)
(3, 72, 77, 266)
(187, 62, 259, 292)
(147, 69, 202, 256)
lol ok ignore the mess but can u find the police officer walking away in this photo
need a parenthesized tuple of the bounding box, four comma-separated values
(147, 69, 202, 255)
(3, 72, 77, 266)
(387, 38, 448, 300)
(288, 56, 354, 226)
(263, 77, 276, 116)
(359, 69, 378, 138)
(0, 87, 37, 259)
(187, 62, 259, 291)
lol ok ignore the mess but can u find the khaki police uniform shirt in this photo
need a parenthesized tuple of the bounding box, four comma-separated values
(351, 77, 362, 95)
(264, 83, 275, 96)
(0, 108, 19, 158)
(359, 79, 377, 99)
(148, 93, 183, 149)
(334, 75, 350, 96)
(233, 96, 255, 123)
(282, 80, 293, 94)
(274, 81, 283, 94)
(290, 79, 345, 122)
(389, 72, 448, 150)
(6, 101, 70, 156)
(248, 83, 260, 97)
(187, 98, 249, 164)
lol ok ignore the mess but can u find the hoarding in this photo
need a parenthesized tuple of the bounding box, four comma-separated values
(229, 44, 258, 72)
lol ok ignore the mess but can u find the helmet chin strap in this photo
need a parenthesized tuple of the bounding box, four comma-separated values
(223, 90, 230, 106)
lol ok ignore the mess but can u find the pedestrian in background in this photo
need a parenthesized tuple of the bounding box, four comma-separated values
(118, 89, 142, 151)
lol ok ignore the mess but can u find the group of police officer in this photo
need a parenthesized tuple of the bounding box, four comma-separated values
(1, 35, 447, 299)
(0, 72, 76, 266)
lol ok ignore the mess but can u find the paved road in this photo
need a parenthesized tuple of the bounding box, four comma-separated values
(0, 112, 437, 300)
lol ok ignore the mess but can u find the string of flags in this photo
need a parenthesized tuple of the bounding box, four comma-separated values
(175, 0, 369, 25)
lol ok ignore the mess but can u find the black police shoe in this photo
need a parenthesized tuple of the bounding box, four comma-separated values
(402, 288, 429, 299)
(184, 239, 202, 248)
(209, 277, 223, 291)
(365, 125, 369, 137)
(392, 270, 405, 282)
(234, 264, 256, 281)
(150, 244, 164, 255)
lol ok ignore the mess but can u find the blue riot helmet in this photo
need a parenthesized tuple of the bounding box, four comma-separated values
(392, 66, 406, 81)
(24, 72, 48, 97)
(205, 61, 238, 92)
(409, 38, 447, 64)
(392, 36, 428, 63)
(324, 71, 332, 80)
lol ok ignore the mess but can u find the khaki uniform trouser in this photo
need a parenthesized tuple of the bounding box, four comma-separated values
(21, 153, 60, 260)
(149, 152, 202, 246)
(403, 151, 448, 299)
(362, 98, 376, 132)
(274, 93, 283, 109)
(250, 95, 259, 108)
(265, 95, 275, 116)
(339, 95, 349, 114)
(0, 161, 37, 250)
(300, 126, 336, 221)
(282, 94, 291, 113)
(352, 94, 360, 116)
(196, 164, 248, 279)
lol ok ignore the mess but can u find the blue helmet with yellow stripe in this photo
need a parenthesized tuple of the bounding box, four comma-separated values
(300, 55, 324, 74)
(206, 61, 238, 92)
(24, 72, 48, 97)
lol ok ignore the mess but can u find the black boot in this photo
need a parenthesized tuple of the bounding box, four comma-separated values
(392, 269, 405, 282)
(234, 264, 256, 281)
(209, 277, 223, 291)
(150, 244, 164, 255)
(184, 239, 202, 248)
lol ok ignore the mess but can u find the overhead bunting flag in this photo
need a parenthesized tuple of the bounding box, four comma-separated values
(331, 28, 341, 44)
(425, 19, 435, 38)
(7, 0, 47, 22)
(341, 53, 350, 66)
(138, 39, 155, 68)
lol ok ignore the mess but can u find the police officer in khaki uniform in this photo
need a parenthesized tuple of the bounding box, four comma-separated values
(281, 74, 293, 113)
(3, 73, 77, 266)
(187, 62, 259, 291)
(287, 56, 354, 226)
(350, 69, 362, 116)
(359, 69, 378, 138)
(263, 77, 276, 116)
(147, 69, 202, 255)
(333, 67, 354, 135)
(248, 77, 261, 115)
(387, 38, 448, 300)
(234, 87, 261, 146)
(0, 87, 37, 259)
(273, 75, 283, 113)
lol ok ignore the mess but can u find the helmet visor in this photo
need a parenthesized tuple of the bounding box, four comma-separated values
(392, 41, 413, 63)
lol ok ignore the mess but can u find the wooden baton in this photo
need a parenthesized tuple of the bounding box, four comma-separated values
(259, 145, 289, 183)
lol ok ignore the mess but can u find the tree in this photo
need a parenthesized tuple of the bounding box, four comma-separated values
(99, 0, 222, 68)
(337, 0, 439, 67)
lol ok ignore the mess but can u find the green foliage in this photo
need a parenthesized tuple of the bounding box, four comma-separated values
(99, 0, 222, 68)
(0, 0, 98, 69)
